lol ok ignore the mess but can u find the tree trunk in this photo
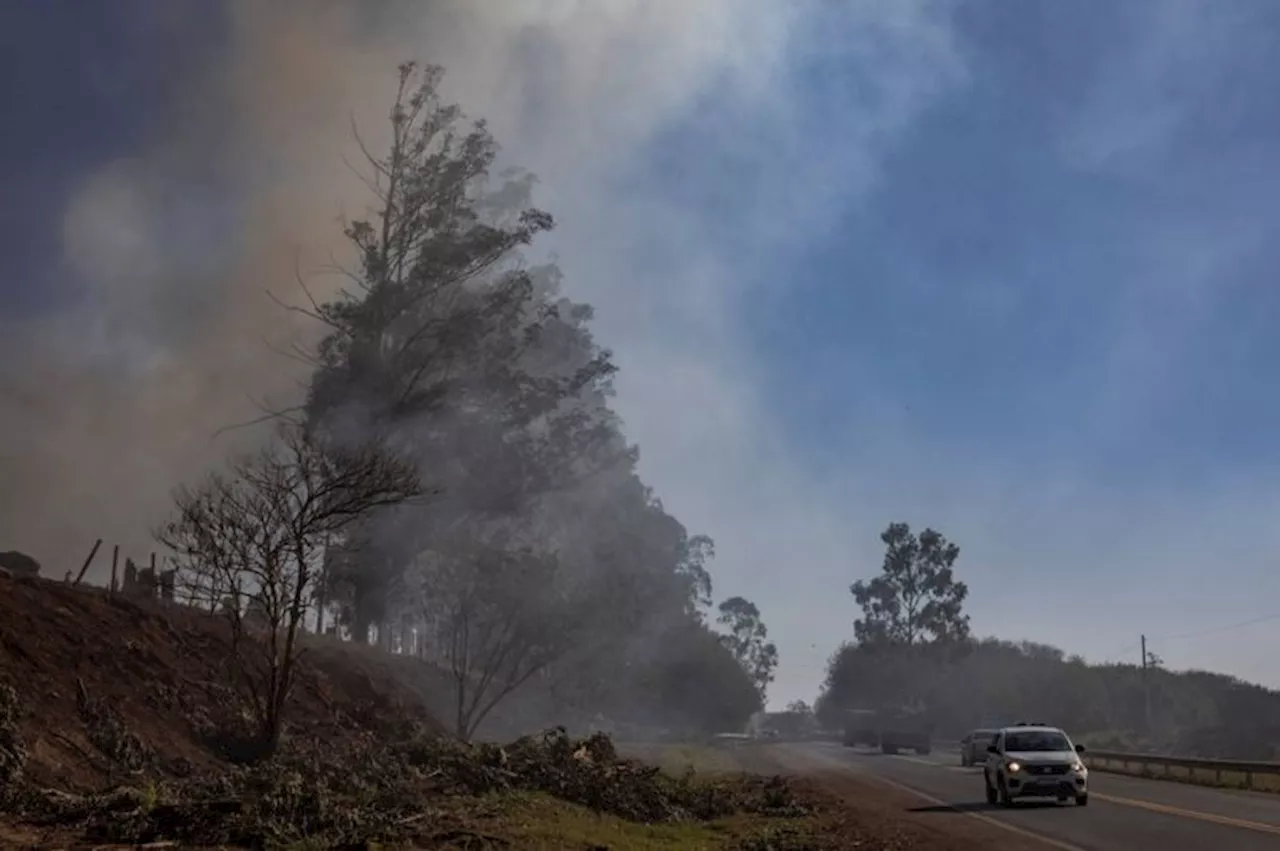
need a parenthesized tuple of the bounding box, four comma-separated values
(259, 709, 283, 760)
(353, 607, 374, 646)
(456, 690, 471, 742)
(316, 533, 330, 636)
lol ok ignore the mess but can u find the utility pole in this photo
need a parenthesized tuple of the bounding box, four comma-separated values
(1140, 634, 1151, 735)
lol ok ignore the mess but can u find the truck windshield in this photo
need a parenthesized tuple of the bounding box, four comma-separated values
(1005, 731, 1071, 752)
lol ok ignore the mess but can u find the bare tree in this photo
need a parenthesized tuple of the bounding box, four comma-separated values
(412, 540, 580, 741)
(156, 423, 421, 755)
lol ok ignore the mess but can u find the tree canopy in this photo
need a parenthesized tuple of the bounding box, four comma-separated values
(716, 596, 779, 702)
(851, 522, 969, 647)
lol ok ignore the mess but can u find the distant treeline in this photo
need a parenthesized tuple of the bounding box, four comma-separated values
(817, 637, 1280, 759)
(818, 522, 1280, 760)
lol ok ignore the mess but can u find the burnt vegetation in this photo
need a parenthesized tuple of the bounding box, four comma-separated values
(2, 692, 809, 851)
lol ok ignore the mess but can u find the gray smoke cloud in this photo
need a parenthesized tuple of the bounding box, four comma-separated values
(2, 0, 966, 704)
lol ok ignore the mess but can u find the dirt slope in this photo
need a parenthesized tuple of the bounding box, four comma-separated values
(0, 572, 443, 791)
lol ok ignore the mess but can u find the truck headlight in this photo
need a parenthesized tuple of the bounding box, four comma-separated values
(1006, 761, 1021, 773)
(1071, 761, 1085, 773)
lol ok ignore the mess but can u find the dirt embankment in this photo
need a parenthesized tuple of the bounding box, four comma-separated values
(0, 572, 447, 792)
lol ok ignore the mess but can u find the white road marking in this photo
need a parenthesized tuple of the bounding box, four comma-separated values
(890, 754, 978, 773)
(891, 755, 940, 767)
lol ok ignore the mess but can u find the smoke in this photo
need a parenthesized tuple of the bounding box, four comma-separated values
(3, 0, 966, 705)
(2, 0, 763, 563)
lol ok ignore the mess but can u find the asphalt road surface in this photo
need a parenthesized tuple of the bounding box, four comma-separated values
(771, 741, 1280, 851)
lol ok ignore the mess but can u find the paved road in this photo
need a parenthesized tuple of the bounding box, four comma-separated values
(772, 742, 1280, 851)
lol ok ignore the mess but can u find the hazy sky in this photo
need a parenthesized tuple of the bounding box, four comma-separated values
(5, 1, 1280, 708)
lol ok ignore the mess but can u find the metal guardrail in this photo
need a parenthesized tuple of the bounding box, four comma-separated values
(1084, 749, 1280, 790)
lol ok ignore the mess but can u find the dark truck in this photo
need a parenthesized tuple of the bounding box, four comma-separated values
(842, 706, 933, 755)
(841, 709, 880, 748)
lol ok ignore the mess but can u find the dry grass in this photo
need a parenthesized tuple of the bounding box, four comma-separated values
(433, 791, 815, 850)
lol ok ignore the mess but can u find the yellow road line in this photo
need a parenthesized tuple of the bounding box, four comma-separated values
(1093, 792, 1280, 837)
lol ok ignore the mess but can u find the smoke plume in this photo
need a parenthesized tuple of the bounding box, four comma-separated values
(3, 1, 968, 708)
(0, 0, 803, 571)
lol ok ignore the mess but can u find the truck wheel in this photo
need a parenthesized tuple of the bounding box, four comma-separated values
(1075, 794, 1089, 807)
(997, 778, 1013, 808)
(985, 777, 998, 805)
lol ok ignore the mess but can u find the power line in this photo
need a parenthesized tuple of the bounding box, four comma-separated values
(1094, 615, 1280, 669)
(1152, 612, 1280, 643)
(1095, 640, 1142, 665)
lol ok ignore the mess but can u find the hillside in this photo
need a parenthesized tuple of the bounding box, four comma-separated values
(0, 572, 451, 792)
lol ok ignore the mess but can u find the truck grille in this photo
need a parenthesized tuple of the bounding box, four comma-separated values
(1027, 764, 1070, 776)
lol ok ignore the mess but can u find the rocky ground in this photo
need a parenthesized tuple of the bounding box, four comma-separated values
(0, 572, 1034, 849)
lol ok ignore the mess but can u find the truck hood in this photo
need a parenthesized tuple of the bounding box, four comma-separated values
(1006, 750, 1078, 764)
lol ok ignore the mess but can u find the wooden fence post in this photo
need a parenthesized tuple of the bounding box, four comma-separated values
(73, 539, 103, 586)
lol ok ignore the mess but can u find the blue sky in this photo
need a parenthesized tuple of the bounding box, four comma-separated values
(727, 1, 1280, 478)
(7, 0, 1280, 707)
